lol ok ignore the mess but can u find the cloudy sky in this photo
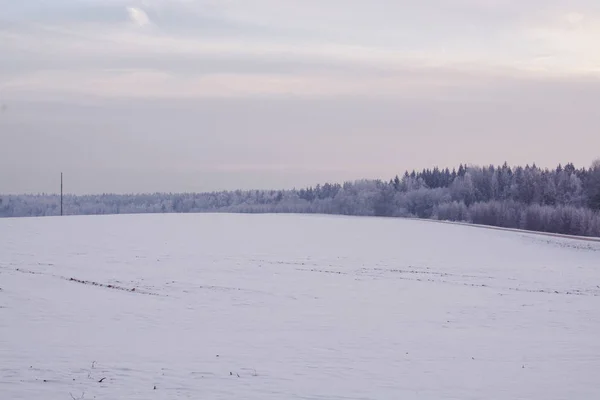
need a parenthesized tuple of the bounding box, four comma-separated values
(1, 0, 599, 194)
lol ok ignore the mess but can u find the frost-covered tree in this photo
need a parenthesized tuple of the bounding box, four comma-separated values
(3, 160, 600, 237)
(586, 159, 600, 211)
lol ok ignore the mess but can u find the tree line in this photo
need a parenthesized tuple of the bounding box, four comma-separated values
(2, 161, 600, 237)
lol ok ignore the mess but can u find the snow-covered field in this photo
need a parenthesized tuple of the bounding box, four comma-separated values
(1, 213, 600, 399)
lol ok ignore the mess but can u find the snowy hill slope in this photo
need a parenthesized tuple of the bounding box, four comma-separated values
(1, 213, 600, 399)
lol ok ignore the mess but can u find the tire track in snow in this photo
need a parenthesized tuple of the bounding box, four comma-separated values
(372, 267, 600, 297)
(295, 263, 600, 298)
(64, 277, 159, 296)
(13, 267, 161, 296)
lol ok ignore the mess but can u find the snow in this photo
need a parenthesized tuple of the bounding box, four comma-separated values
(1, 213, 600, 399)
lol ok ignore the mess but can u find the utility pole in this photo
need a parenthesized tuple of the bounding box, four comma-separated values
(61, 172, 63, 216)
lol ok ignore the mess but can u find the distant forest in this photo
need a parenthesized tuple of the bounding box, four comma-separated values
(2, 161, 600, 238)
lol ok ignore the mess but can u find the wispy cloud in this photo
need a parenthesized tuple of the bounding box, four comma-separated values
(524, 11, 600, 73)
(1, 0, 600, 100)
(126, 6, 151, 27)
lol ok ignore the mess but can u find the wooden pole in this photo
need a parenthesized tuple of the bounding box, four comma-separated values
(61, 172, 63, 216)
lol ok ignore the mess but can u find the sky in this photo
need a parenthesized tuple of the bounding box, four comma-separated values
(1, 0, 600, 194)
